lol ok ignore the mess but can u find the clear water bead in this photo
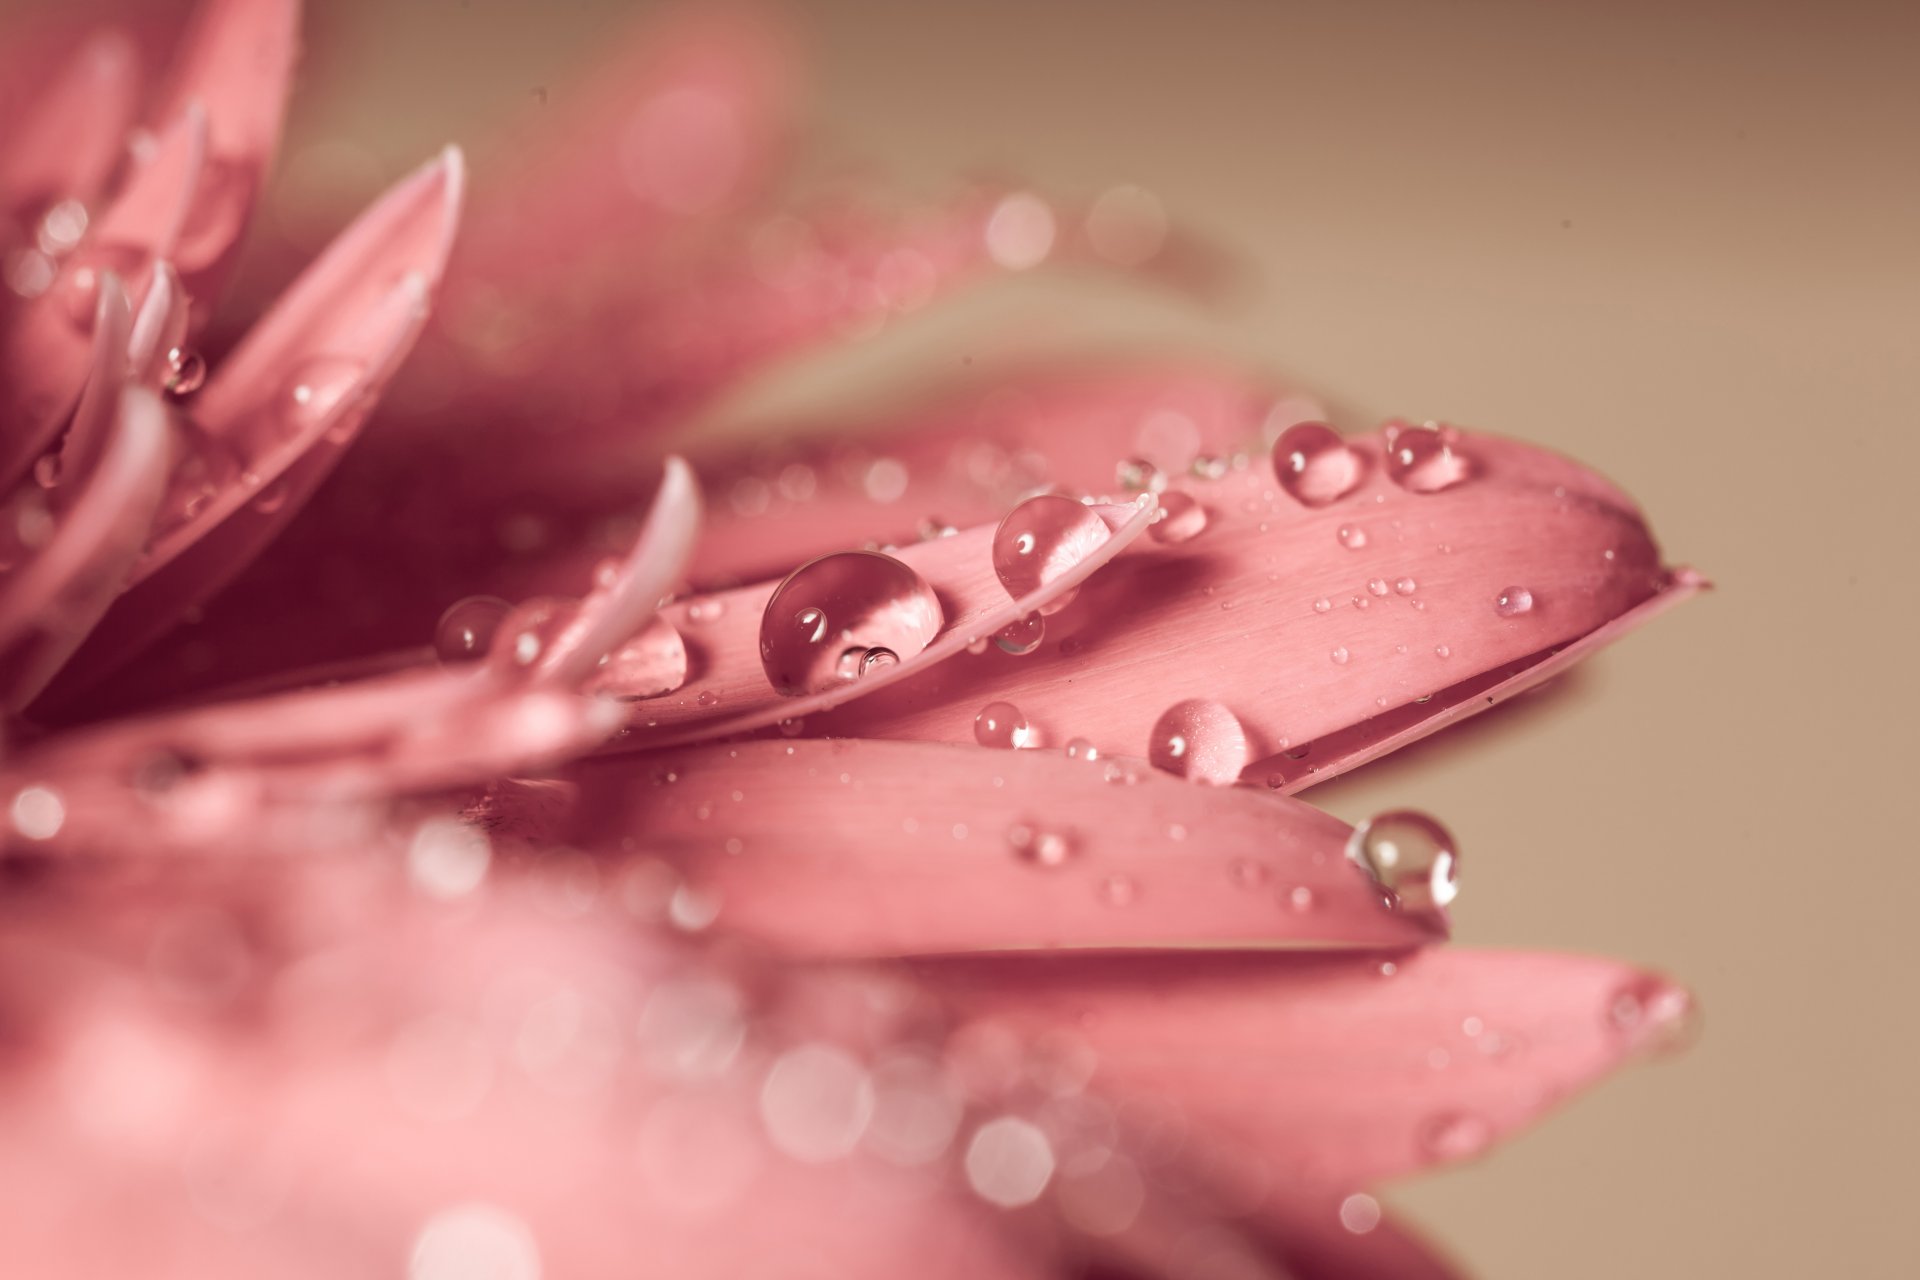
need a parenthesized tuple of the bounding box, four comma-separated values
(975, 701, 1033, 749)
(994, 613, 1045, 656)
(1495, 586, 1535, 617)
(759, 551, 944, 695)
(1149, 491, 1208, 544)
(1064, 737, 1101, 762)
(435, 596, 513, 664)
(163, 346, 206, 396)
(1347, 810, 1458, 918)
(1008, 823, 1074, 866)
(992, 494, 1112, 615)
(1271, 421, 1361, 507)
(1384, 423, 1470, 493)
(1147, 699, 1250, 785)
(1116, 457, 1165, 494)
(1337, 524, 1368, 550)
(588, 614, 689, 699)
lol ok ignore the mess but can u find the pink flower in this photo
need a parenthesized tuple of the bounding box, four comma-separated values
(0, 3, 1705, 1277)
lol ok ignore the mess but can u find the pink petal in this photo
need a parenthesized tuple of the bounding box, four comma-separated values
(0, 28, 141, 217)
(919, 947, 1693, 1192)
(44, 148, 466, 705)
(561, 739, 1441, 956)
(797, 425, 1692, 785)
(625, 495, 1158, 746)
(0, 386, 167, 709)
(147, 0, 299, 304)
(126, 260, 189, 385)
(46, 270, 136, 510)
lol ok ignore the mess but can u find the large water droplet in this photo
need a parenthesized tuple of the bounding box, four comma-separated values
(992, 494, 1111, 616)
(994, 613, 1045, 656)
(1147, 699, 1249, 785)
(588, 614, 689, 699)
(975, 701, 1033, 749)
(759, 551, 944, 695)
(1385, 423, 1471, 493)
(1150, 491, 1208, 544)
(1495, 586, 1534, 617)
(435, 596, 513, 664)
(1347, 810, 1458, 918)
(1272, 422, 1361, 507)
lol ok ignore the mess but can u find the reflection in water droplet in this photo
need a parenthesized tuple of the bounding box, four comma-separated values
(1312, 597, 1332, 614)
(1330, 646, 1349, 665)
(1368, 578, 1388, 597)
(1272, 422, 1361, 507)
(1395, 577, 1417, 595)
(164, 346, 207, 397)
(992, 494, 1112, 616)
(1337, 524, 1368, 550)
(1116, 457, 1165, 494)
(1150, 490, 1208, 543)
(1148, 699, 1249, 785)
(758, 551, 943, 695)
(589, 615, 689, 699)
(975, 701, 1033, 749)
(1385, 423, 1471, 493)
(1065, 737, 1100, 762)
(1606, 978, 1698, 1056)
(994, 613, 1045, 656)
(435, 596, 513, 664)
(1347, 810, 1458, 920)
(1496, 586, 1535, 617)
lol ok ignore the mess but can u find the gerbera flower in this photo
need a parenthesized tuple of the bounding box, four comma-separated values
(0, 3, 1704, 1277)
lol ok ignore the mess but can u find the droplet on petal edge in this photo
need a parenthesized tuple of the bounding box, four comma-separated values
(992, 494, 1112, 617)
(758, 551, 943, 696)
(1147, 699, 1250, 785)
(1347, 810, 1458, 921)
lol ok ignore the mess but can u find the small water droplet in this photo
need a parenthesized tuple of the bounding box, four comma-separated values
(1495, 586, 1535, 617)
(1312, 597, 1332, 614)
(1384, 422, 1471, 493)
(164, 346, 207, 397)
(1606, 978, 1697, 1056)
(975, 701, 1033, 749)
(1394, 577, 1416, 595)
(916, 514, 957, 541)
(1116, 457, 1165, 494)
(1285, 885, 1315, 912)
(759, 551, 943, 695)
(1368, 578, 1388, 597)
(684, 597, 726, 624)
(435, 596, 513, 664)
(1332, 646, 1353, 665)
(1271, 421, 1361, 507)
(1149, 491, 1207, 543)
(1189, 455, 1229, 481)
(486, 596, 578, 671)
(1147, 699, 1249, 785)
(994, 613, 1045, 656)
(1419, 1111, 1493, 1162)
(1064, 737, 1101, 762)
(992, 495, 1112, 616)
(1008, 823, 1074, 867)
(1102, 760, 1141, 786)
(1347, 810, 1458, 920)
(1435, 644, 1451, 658)
(696, 690, 720, 708)
(778, 716, 806, 737)
(1337, 524, 1368, 550)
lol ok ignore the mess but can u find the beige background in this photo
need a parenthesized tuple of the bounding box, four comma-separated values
(27, 0, 1920, 1275)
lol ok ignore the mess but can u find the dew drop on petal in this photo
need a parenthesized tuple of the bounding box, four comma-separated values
(965, 1116, 1056, 1208)
(163, 346, 207, 397)
(1150, 491, 1208, 544)
(435, 596, 513, 664)
(1347, 810, 1458, 919)
(1495, 586, 1535, 617)
(1330, 646, 1350, 665)
(1394, 577, 1417, 595)
(587, 615, 688, 699)
(1271, 422, 1361, 507)
(759, 551, 944, 695)
(1419, 1110, 1493, 1163)
(1007, 822, 1074, 867)
(1606, 978, 1698, 1056)
(975, 701, 1033, 749)
(1116, 457, 1165, 494)
(993, 494, 1112, 615)
(486, 597, 577, 672)
(1368, 578, 1388, 597)
(1064, 737, 1101, 762)
(1384, 423, 1471, 493)
(1147, 699, 1249, 785)
(1312, 597, 1332, 614)
(995, 613, 1045, 656)
(1337, 524, 1368, 550)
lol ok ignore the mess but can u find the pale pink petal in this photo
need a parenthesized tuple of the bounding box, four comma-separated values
(0, 386, 166, 709)
(0, 28, 141, 217)
(126, 260, 189, 385)
(919, 947, 1694, 1192)
(86, 100, 208, 257)
(147, 0, 299, 302)
(561, 739, 1441, 956)
(44, 148, 466, 705)
(45, 270, 136, 509)
(625, 495, 1158, 746)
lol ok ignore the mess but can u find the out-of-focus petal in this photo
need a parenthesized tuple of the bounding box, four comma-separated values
(917, 947, 1693, 1193)
(126, 260, 189, 386)
(44, 147, 466, 706)
(0, 28, 141, 219)
(561, 739, 1441, 956)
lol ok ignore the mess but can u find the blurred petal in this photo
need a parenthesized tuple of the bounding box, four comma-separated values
(562, 739, 1441, 956)
(918, 947, 1694, 1191)
(0, 28, 140, 218)
(126, 260, 189, 385)
(45, 147, 465, 706)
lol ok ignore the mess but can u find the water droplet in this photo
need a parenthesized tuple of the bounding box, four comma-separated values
(1347, 810, 1458, 919)
(1286, 885, 1315, 913)
(975, 701, 1033, 749)
(1384, 423, 1470, 493)
(1435, 644, 1451, 659)
(1008, 823, 1073, 866)
(486, 596, 578, 671)
(1337, 524, 1368, 550)
(1189, 454, 1229, 481)
(1394, 577, 1417, 595)
(1230, 859, 1270, 888)
(1147, 699, 1249, 785)
(992, 494, 1112, 616)
(277, 356, 366, 438)
(994, 613, 1045, 656)
(1271, 421, 1361, 506)
(1330, 646, 1350, 665)
(1368, 578, 1388, 597)
(1495, 586, 1535, 617)
(1116, 457, 1165, 494)
(589, 615, 689, 699)
(1312, 597, 1332, 614)
(1419, 1111, 1493, 1162)
(1149, 490, 1208, 544)
(435, 596, 513, 664)
(164, 346, 206, 397)
(1351, 595, 1371, 610)
(758, 551, 944, 695)
(1064, 737, 1100, 762)
(684, 597, 726, 624)
(917, 514, 957, 541)
(1102, 760, 1141, 786)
